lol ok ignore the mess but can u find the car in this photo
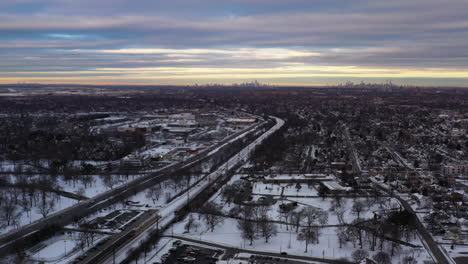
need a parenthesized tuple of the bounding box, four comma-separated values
(161, 253, 169, 261)
(280, 252, 288, 255)
(172, 240, 182, 246)
(186, 246, 199, 252)
(182, 256, 196, 262)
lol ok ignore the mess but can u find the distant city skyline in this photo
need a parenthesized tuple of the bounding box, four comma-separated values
(1, 0, 468, 86)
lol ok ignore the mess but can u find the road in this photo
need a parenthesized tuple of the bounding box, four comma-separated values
(394, 193, 454, 264)
(344, 127, 453, 264)
(342, 125, 362, 174)
(96, 116, 285, 264)
(162, 235, 353, 264)
(371, 179, 454, 264)
(0, 117, 268, 257)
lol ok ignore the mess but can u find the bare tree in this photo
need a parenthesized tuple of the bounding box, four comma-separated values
(221, 180, 243, 204)
(259, 216, 277, 243)
(303, 207, 328, 243)
(145, 184, 162, 204)
(336, 227, 348, 248)
(103, 173, 117, 190)
(335, 207, 347, 225)
(237, 219, 257, 245)
(346, 222, 361, 248)
(352, 249, 369, 262)
(289, 209, 305, 232)
(239, 205, 254, 221)
(165, 192, 171, 203)
(402, 255, 417, 264)
(352, 200, 365, 219)
(373, 251, 391, 264)
(37, 196, 55, 218)
(1, 197, 18, 226)
(297, 226, 316, 252)
(184, 213, 198, 233)
(252, 205, 269, 232)
(201, 202, 224, 232)
(332, 193, 342, 209)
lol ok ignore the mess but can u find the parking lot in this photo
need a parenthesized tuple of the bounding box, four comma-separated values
(161, 241, 223, 264)
(245, 254, 304, 264)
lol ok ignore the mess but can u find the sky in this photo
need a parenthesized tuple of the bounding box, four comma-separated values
(1, 0, 468, 86)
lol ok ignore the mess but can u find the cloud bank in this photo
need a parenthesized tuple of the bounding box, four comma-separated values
(1, 0, 467, 86)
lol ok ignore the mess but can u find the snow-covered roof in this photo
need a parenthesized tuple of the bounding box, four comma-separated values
(322, 181, 352, 191)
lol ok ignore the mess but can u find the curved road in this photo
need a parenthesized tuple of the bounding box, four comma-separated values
(96, 116, 285, 264)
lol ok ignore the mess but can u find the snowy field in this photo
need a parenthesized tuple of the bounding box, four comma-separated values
(169, 213, 433, 263)
(0, 192, 77, 235)
(29, 231, 108, 264)
(32, 236, 79, 262)
(442, 244, 468, 262)
(125, 175, 200, 209)
(57, 174, 145, 198)
(266, 174, 332, 180)
(282, 183, 319, 196)
(252, 182, 283, 196)
(212, 184, 401, 226)
(252, 182, 318, 197)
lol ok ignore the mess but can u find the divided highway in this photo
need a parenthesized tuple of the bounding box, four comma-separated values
(0, 117, 269, 257)
(93, 116, 285, 264)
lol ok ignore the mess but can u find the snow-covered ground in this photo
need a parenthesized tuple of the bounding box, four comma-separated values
(252, 182, 283, 196)
(144, 237, 175, 263)
(170, 214, 433, 263)
(98, 117, 284, 264)
(125, 175, 201, 209)
(57, 174, 145, 198)
(0, 192, 78, 235)
(29, 231, 108, 264)
(32, 235, 79, 262)
(442, 244, 468, 261)
(214, 196, 400, 227)
(252, 182, 319, 197)
(282, 183, 319, 196)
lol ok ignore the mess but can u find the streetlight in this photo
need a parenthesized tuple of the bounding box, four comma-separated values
(64, 240, 67, 256)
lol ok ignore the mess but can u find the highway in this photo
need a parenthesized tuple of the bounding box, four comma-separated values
(94, 116, 285, 264)
(0, 117, 268, 257)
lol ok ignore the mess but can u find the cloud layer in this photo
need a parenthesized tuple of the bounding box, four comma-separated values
(1, 0, 467, 86)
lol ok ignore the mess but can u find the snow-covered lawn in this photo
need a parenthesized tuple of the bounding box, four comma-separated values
(32, 237, 79, 262)
(252, 182, 318, 197)
(28, 231, 105, 264)
(57, 174, 144, 198)
(214, 194, 400, 227)
(282, 183, 318, 196)
(252, 182, 283, 196)
(170, 214, 433, 263)
(1, 193, 78, 235)
(442, 244, 468, 261)
(126, 184, 190, 209)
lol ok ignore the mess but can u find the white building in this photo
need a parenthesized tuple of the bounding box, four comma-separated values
(442, 164, 468, 177)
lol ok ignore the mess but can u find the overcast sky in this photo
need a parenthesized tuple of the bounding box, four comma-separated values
(1, 0, 468, 86)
